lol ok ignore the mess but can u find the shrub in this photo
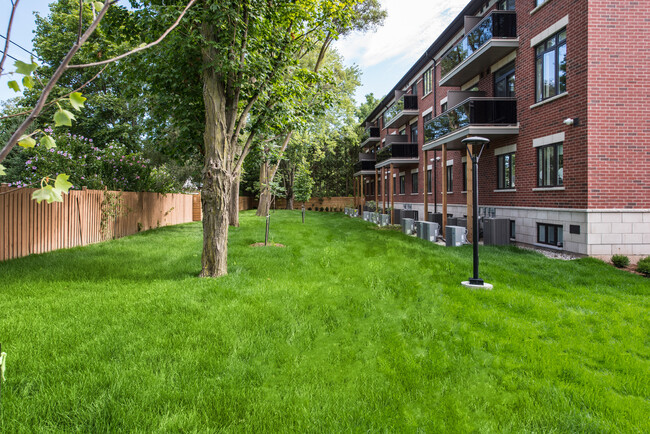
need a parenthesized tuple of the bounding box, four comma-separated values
(611, 254, 630, 268)
(637, 256, 650, 276)
(320, 207, 324, 212)
(308, 207, 312, 211)
(325, 207, 329, 212)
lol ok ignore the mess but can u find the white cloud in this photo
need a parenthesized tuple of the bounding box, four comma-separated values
(334, 0, 468, 69)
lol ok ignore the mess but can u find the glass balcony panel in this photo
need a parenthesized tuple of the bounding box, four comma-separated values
(376, 143, 419, 164)
(383, 95, 418, 128)
(440, 11, 516, 79)
(423, 98, 517, 143)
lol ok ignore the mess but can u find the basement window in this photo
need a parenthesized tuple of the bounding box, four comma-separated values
(537, 223, 563, 247)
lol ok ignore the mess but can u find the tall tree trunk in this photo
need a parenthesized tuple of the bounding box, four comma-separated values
(200, 22, 231, 278)
(256, 133, 292, 216)
(284, 164, 295, 210)
(229, 171, 240, 227)
(256, 159, 271, 216)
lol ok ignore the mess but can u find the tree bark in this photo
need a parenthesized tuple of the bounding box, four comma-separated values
(229, 171, 240, 227)
(256, 159, 271, 216)
(200, 21, 232, 278)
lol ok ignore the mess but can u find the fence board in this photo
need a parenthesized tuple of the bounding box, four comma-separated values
(0, 185, 195, 262)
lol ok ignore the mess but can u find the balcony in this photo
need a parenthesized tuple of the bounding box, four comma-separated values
(422, 97, 518, 151)
(360, 126, 381, 148)
(354, 153, 376, 175)
(439, 11, 517, 87)
(375, 135, 419, 168)
(383, 94, 418, 129)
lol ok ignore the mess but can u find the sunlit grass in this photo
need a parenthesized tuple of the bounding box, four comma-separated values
(0, 210, 648, 431)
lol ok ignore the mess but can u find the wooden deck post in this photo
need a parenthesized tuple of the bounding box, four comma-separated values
(466, 146, 474, 242)
(423, 150, 428, 220)
(389, 164, 395, 223)
(375, 168, 379, 208)
(441, 144, 447, 237)
(382, 167, 386, 213)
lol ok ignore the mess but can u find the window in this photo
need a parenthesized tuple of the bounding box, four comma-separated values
(393, 177, 396, 194)
(423, 68, 432, 95)
(537, 143, 563, 187)
(494, 62, 515, 97)
(462, 162, 467, 191)
(497, 152, 516, 189)
(423, 113, 432, 124)
(399, 175, 406, 194)
(446, 165, 453, 192)
(427, 169, 432, 193)
(535, 29, 566, 102)
(410, 123, 418, 143)
(535, 0, 548, 6)
(411, 172, 418, 194)
(538, 223, 563, 247)
(441, 101, 448, 112)
(399, 128, 406, 136)
(412, 82, 418, 96)
(378, 180, 381, 195)
(498, 0, 515, 10)
(510, 220, 516, 239)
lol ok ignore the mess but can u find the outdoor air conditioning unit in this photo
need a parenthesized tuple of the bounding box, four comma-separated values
(380, 214, 391, 226)
(370, 212, 379, 224)
(344, 207, 349, 216)
(363, 211, 370, 221)
(402, 218, 415, 235)
(445, 225, 467, 247)
(447, 217, 458, 226)
(483, 218, 511, 245)
(428, 212, 443, 227)
(416, 221, 439, 242)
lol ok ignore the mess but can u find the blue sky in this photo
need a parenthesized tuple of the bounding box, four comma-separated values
(1, 0, 468, 105)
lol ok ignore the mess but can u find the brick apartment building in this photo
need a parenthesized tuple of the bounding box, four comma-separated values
(353, 0, 650, 260)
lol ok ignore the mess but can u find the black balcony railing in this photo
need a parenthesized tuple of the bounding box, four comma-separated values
(365, 126, 380, 138)
(383, 95, 418, 127)
(354, 160, 376, 172)
(376, 143, 419, 164)
(440, 11, 516, 79)
(423, 98, 517, 143)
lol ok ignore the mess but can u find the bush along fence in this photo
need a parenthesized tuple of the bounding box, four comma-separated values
(0, 184, 194, 262)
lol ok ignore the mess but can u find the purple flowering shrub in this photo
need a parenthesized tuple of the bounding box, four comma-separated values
(9, 129, 154, 192)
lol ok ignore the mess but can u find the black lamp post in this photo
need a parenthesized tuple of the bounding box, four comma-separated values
(461, 136, 493, 290)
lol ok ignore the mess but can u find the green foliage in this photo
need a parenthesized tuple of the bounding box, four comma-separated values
(5, 130, 159, 192)
(637, 256, 650, 276)
(611, 254, 630, 268)
(31, 174, 73, 203)
(366, 200, 377, 212)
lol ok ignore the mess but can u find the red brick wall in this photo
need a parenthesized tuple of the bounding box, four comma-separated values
(587, 0, 650, 209)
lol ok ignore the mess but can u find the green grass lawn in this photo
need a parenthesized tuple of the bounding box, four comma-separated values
(0, 210, 648, 432)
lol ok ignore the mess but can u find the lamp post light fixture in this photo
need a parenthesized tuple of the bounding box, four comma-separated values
(461, 136, 493, 290)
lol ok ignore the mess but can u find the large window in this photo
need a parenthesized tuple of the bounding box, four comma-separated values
(494, 62, 515, 97)
(446, 165, 453, 192)
(412, 82, 418, 96)
(497, 152, 515, 189)
(423, 68, 433, 95)
(537, 143, 563, 187)
(410, 123, 418, 143)
(535, 0, 548, 6)
(411, 172, 418, 194)
(399, 175, 406, 194)
(538, 223, 563, 247)
(423, 113, 432, 123)
(498, 0, 515, 10)
(536, 30, 566, 102)
(427, 169, 432, 193)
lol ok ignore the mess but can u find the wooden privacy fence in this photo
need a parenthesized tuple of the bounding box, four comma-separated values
(192, 195, 352, 221)
(0, 185, 194, 262)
